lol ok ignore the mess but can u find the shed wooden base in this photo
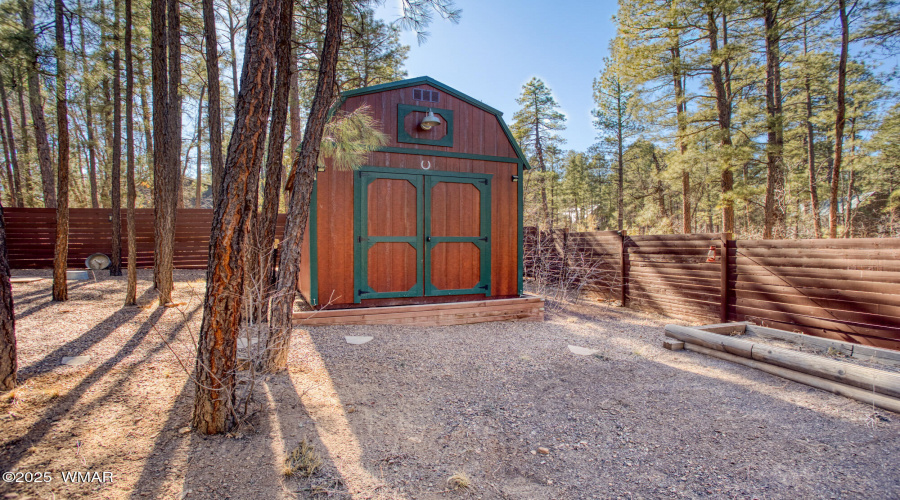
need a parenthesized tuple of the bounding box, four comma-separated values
(292, 296, 544, 327)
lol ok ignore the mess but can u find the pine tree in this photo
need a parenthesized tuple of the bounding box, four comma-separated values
(512, 77, 566, 229)
(593, 56, 640, 231)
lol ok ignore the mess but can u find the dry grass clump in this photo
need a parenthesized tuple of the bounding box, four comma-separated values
(283, 439, 322, 478)
(447, 471, 472, 490)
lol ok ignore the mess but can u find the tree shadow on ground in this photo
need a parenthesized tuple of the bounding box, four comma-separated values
(17, 288, 157, 380)
(0, 304, 166, 472)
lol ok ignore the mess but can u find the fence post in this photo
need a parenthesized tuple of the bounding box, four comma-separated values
(619, 230, 627, 307)
(720, 232, 731, 322)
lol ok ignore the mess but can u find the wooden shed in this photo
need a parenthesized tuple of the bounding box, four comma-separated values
(294, 76, 543, 325)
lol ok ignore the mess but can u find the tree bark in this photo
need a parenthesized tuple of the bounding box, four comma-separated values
(265, 0, 342, 373)
(53, 0, 70, 302)
(762, 0, 785, 239)
(0, 117, 14, 206)
(192, 0, 283, 434)
(0, 78, 23, 207)
(829, 0, 849, 239)
(202, 0, 224, 201)
(255, 0, 293, 320)
(152, 0, 178, 304)
(125, 0, 137, 305)
(21, 0, 57, 208)
(706, 10, 734, 234)
(110, 0, 123, 276)
(0, 202, 15, 390)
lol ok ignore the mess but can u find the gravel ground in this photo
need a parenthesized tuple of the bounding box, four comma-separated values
(1, 270, 899, 499)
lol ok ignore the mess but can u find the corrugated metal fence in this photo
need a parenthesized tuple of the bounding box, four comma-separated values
(525, 228, 900, 350)
(3, 208, 286, 270)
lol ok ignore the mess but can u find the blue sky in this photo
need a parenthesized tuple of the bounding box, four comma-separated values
(374, 0, 619, 152)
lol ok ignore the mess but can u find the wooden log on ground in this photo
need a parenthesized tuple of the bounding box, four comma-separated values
(684, 343, 900, 414)
(666, 324, 900, 399)
(664, 324, 755, 357)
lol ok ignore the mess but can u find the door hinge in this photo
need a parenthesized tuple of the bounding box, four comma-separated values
(358, 289, 369, 296)
(479, 236, 489, 242)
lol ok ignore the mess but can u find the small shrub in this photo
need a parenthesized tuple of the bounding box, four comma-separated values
(283, 439, 322, 478)
(447, 471, 472, 490)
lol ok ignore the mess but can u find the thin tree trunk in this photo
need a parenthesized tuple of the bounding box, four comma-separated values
(706, 10, 734, 234)
(78, 0, 100, 208)
(202, 0, 224, 201)
(15, 71, 34, 207)
(829, 0, 849, 239)
(195, 85, 205, 208)
(256, 0, 293, 320)
(670, 42, 690, 234)
(265, 0, 342, 373)
(137, 58, 154, 174)
(193, 0, 284, 434)
(21, 0, 56, 208)
(227, 1, 240, 101)
(0, 202, 15, 390)
(53, 0, 70, 302)
(843, 118, 857, 238)
(763, 0, 785, 239)
(533, 99, 550, 229)
(0, 79, 23, 207)
(803, 24, 821, 238)
(616, 85, 624, 232)
(0, 118, 14, 206)
(125, 0, 137, 305)
(169, 0, 183, 209)
(110, 0, 123, 276)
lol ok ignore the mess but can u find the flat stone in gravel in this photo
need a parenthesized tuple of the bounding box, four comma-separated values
(345, 336, 373, 345)
(60, 355, 91, 366)
(568, 344, 597, 355)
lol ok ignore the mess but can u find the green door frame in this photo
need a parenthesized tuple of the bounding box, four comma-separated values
(353, 166, 492, 303)
(423, 175, 491, 296)
(353, 170, 425, 303)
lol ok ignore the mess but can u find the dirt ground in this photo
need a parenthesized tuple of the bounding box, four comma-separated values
(1, 270, 899, 500)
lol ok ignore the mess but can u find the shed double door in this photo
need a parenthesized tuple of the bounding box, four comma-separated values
(354, 168, 491, 303)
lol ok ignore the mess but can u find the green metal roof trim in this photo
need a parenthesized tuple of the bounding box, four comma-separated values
(336, 76, 531, 169)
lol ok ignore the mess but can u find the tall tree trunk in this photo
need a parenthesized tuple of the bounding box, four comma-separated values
(762, 1, 785, 239)
(227, 1, 240, 101)
(202, 0, 224, 201)
(14, 70, 34, 207)
(843, 118, 857, 238)
(616, 86, 624, 232)
(137, 58, 154, 175)
(289, 39, 301, 161)
(78, 0, 100, 209)
(110, 0, 123, 276)
(829, 0, 849, 238)
(125, 0, 137, 305)
(706, 10, 734, 234)
(255, 0, 293, 320)
(0, 117, 14, 206)
(0, 78, 23, 207)
(670, 42, 690, 234)
(533, 99, 550, 229)
(195, 85, 205, 208)
(53, 0, 70, 302)
(21, 0, 57, 208)
(265, 0, 342, 373)
(169, 0, 182, 209)
(152, 0, 179, 304)
(192, 0, 284, 434)
(0, 202, 15, 390)
(803, 24, 821, 238)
